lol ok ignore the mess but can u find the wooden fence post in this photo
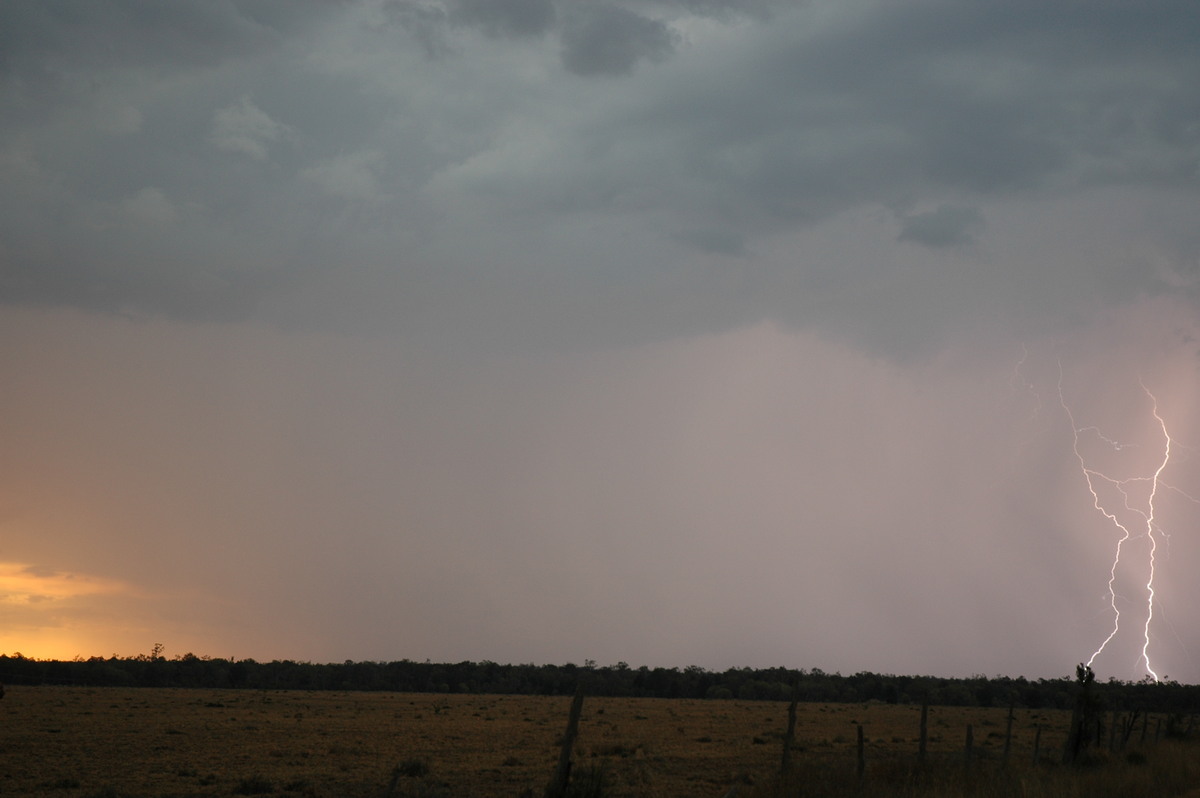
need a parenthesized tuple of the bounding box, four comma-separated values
(856, 724, 865, 785)
(781, 694, 798, 776)
(1120, 710, 1141, 750)
(1031, 724, 1041, 765)
(381, 767, 402, 798)
(918, 702, 928, 763)
(964, 724, 974, 777)
(544, 689, 585, 798)
(1002, 703, 1014, 767)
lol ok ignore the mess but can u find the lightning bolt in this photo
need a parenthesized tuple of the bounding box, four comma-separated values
(1136, 382, 1169, 682)
(1008, 344, 1042, 419)
(1058, 367, 1174, 682)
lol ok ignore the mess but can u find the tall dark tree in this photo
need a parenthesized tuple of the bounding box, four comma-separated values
(1064, 664, 1103, 764)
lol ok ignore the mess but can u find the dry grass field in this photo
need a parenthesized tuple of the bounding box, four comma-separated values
(1, 686, 1194, 798)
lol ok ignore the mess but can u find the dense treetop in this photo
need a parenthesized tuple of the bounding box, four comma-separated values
(2, 654, 1198, 715)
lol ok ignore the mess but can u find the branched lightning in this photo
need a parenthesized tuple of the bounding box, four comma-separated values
(1137, 382, 1170, 682)
(1058, 366, 1175, 681)
(1008, 344, 1042, 421)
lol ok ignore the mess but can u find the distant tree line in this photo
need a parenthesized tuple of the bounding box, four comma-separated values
(2, 653, 1198, 714)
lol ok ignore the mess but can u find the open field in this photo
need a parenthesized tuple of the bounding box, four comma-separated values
(0, 686, 1193, 797)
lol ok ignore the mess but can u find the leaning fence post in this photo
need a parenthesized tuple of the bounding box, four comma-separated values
(918, 702, 928, 764)
(856, 724, 865, 785)
(781, 693, 798, 776)
(964, 724, 974, 777)
(1003, 703, 1014, 766)
(544, 689, 585, 798)
(381, 767, 402, 798)
(1031, 724, 1041, 765)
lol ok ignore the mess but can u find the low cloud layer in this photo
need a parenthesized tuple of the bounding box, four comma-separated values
(1, 0, 1196, 355)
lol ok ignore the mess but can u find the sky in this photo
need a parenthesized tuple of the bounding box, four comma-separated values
(2, 0, 1199, 683)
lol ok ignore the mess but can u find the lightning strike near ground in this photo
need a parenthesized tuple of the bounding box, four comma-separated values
(1058, 369, 1177, 682)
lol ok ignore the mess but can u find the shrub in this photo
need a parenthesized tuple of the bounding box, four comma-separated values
(564, 764, 610, 798)
(84, 789, 125, 798)
(232, 775, 275, 795)
(396, 758, 431, 778)
(44, 777, 81, 790)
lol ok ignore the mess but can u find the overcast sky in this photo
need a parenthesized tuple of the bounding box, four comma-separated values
(2, 0, 1199, 683)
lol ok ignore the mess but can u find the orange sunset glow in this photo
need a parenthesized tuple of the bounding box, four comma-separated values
(0, 561, 146, 660)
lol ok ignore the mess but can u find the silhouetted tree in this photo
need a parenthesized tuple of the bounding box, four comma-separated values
(1064, 664, 1103, 764)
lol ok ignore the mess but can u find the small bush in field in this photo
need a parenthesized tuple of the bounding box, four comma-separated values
(233, 775, 275, 794)
(44, 777, 82, 789)
(564, 763, 610, 798)
(84, 789, 125, 798)
(396, 758, 431, 777)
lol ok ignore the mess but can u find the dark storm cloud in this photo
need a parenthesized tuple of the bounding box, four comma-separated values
(559, 4, 677, 76)
(620, 1, 1198, 226)
(382, 2, 451, 58)
(385, 0, 777, 52)
(650, 0, 778, 20)
(674, 227, 748, 256)
(448, 0, 556, 38)
(896, 204, 984, 248)
(0, 0, 333, 75)
(1, 0, 1198, 352)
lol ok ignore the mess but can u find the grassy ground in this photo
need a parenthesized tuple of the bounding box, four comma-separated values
(0, 686, 1190, 798)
